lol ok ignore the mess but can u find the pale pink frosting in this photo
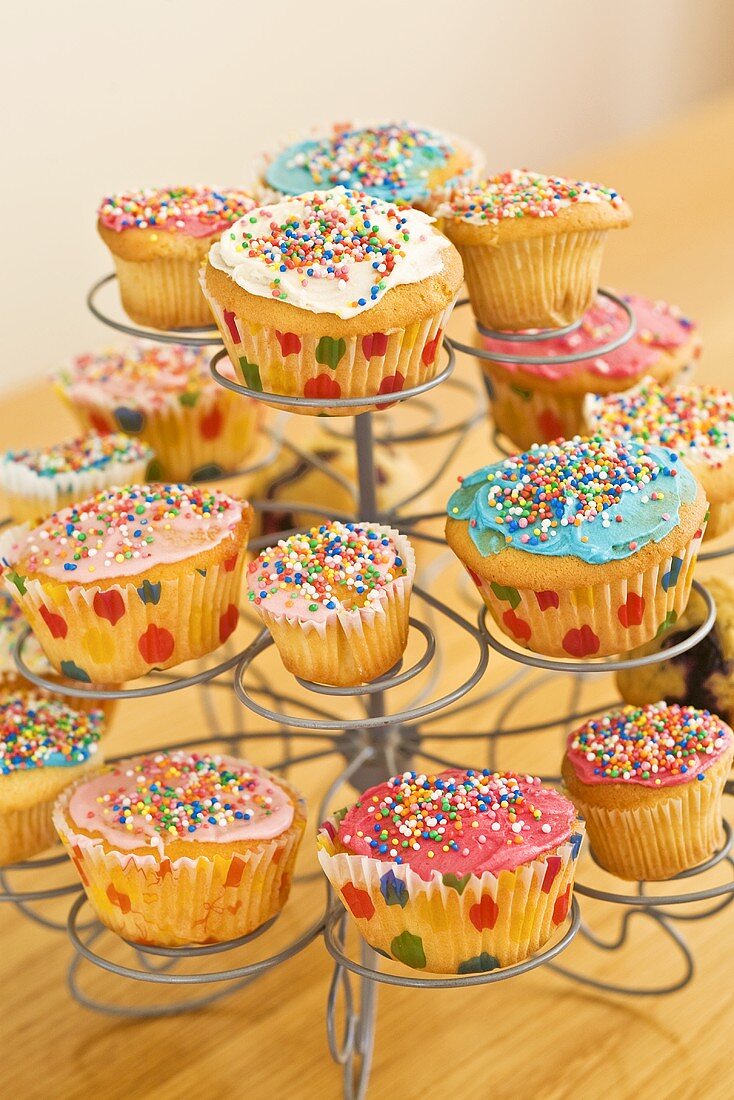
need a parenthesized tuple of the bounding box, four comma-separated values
(480, 293, 698, 380)
(66, 753, 295, 852)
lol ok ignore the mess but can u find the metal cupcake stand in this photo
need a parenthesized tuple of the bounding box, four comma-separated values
(2, 275, 732, 1100)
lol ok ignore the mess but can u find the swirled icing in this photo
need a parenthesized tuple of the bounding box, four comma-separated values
(208, 187, 450, 319)
(1, 694, 102, 773)
(447, 437, 698, 563)
(437, 169, 626, 225)
(98, 187, 256, 237)
(480, 293, 697, 381)
(566, 702, 733, 787)
(67, 752, 294, 851)
(336, 769, 576, 880)
(265, 123, 464, 203)
(7, 484, 245, 582)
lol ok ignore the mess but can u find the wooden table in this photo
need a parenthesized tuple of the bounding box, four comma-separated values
(3, 90, 734, 1100)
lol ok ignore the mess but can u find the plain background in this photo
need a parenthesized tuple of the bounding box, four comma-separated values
(1, 0, 733, 393)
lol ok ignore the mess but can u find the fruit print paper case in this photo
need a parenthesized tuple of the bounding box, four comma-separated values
(318, 769, 583, 974)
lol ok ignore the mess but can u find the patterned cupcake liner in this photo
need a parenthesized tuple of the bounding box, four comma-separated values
(318, 814, 584, 973)
(112, 254, 214, 330)
(0, 454, 152, 525)
(57, 385, 261, 483)
(0, 797, 60, 866)
(567, 749, 733, 881)
(460, 229, 606, 332)
(252, 527, 415, 686)
(4, 545, 248, 683)
(468, 525, 705, 659)
(482, 366, 588, 449)
(202, 274, 456, 417)
(54, 779, 306, 946)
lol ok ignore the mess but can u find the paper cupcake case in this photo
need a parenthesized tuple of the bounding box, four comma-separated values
(482, 366, 590, 450)
(112, 254, 214, 330)
(54, 781, 307, 946)
(58, 387, 260, 483)
(470, 525, 705, 659)
(461, 229, 606, 331)
(318, 814, 584, 973)
(569, 750, 733, 881)
(0, 798, 59, 866)
(700, 497, 734, 542)
(4, 548, 247, 683)
(203, 282, 456, 417)
(255, 527, 415, 686)
(0, 453, 152, 525)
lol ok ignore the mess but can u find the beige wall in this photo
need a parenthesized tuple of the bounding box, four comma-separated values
(1, 0, 733, 392)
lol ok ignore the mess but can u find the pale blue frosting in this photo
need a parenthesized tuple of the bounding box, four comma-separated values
(446, 439, 699, 563)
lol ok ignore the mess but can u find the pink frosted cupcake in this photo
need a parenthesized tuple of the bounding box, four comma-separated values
(318, 768, 583, 973)
(53, 344, 262, 482)
(478, 293, 701, 450)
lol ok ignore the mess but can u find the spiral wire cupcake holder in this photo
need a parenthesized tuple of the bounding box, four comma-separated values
(1, 277, 733, 1099)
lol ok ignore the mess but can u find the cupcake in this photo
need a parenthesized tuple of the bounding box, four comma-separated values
(437, 170, 632, 331)
(53, 344, 262, 482)
(202, 187, 463, 416)
(54, 751, 305, 946)
(616, 576, 734, 723)
(0, 431, 153, 524)
(318, 768, 583, 973)
(261, 121, 483, 211)
(562, 702, 734, 880)
(446, 437, 708, 659)
(1, 693, 104, 866)
(1, 484, 251, 684)
(585, 380, 734, 540)
(97, 186, 257, 329)
(478, 293, 701, 450)
(247, 423, 424, 539)
(247, 521, 415, 687)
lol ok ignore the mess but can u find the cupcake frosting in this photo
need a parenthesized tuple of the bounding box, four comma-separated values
(6, 484, 246, 582)
(437, 169, 625, 225)
(480, 294, 698, 381)
(208, 186, 450, 319)
(98, 186, 256, 237)
(447, 436, 698, 563)
(67, 752, 294, 851)
(1, 694, 102, 774)
(265, 122, 468, 204)
(586, 381, 734, 468)
(566, 702, 733, 787)
(334, 769, 576, 880)
(54, 344, 236, 413)
(248, 521, 409, 624)
(0, 432, 152, 483)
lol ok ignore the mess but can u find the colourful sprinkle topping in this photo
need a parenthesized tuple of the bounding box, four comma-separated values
(588, 382, 734, 467)
(0, 694, 102, 774)
(98, 186, 256, 234)
(1, 431, 152, 478)
(569, 703, 731, 783)
(440, 169, 624, 223)
(97, 753, 280, 838)
(290, 123, 453, 193)
(248, 521, 406, 613)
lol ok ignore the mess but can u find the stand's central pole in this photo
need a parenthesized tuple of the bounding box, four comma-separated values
(354, 413, 379, 520)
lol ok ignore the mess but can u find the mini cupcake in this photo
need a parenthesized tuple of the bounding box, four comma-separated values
(53, 344, 262, 482)
(2, 484, 251, 684)
(478, 293, 701, 450)
(202, 187, 463, 416)
(616, 577, 734, 722)
(318, 768, 583, 973)
(562, 702, 733, 880)
(585, 380, 734, 540)
(247, 424, 424, 539)
(54, 751, 305, 946)
(261, 121, 484, 211)
(0, 431, 153, 524)
(97, 186, 257, 329)
(247, 521, 415, 686)
(437, 170, 632, 331)
(446, 437, 708, 659)
(1, 693, 104, 866)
